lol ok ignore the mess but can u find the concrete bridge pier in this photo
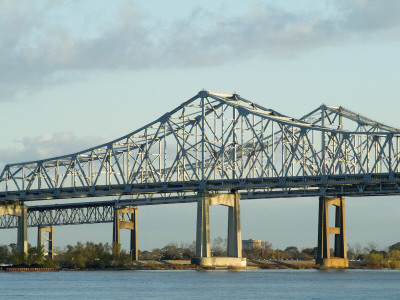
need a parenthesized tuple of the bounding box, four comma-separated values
(317, 196, 348, 268)
(113, 206, 138, 261)
(192, 191, 246, 267)
(38, 226, 53, 258)
(0, 204, 28, 254)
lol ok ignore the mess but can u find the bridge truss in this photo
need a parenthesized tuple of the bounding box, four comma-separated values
(0, 200, 143, 229)
(1, 90, 400, 206)
(0, 202, 114, 229)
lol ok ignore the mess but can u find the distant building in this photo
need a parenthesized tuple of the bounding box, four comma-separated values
(242, 238, 262, 249)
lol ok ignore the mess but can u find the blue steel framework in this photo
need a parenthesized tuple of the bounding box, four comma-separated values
(1, 91, 400, 226)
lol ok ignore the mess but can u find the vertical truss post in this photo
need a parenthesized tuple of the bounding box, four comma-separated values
(201, 94, 205, 181)
(321, 108, 326, 175)
(113, 206, 138, 261)
(317, 196, 348, 268)
(37, 226, 53, 258)
(193, 191, 245, 267)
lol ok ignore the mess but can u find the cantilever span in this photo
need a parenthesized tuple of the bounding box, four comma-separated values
(1, 90, 400, 268)
(301, 104, 400, 132)
(1, 90, 400, 204)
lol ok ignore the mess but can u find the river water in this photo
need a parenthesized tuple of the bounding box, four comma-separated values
(1, 269, 400, 299)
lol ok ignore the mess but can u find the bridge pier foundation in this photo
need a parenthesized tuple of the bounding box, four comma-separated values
(38, 226, 53, 258)
(317, 196, 348, 268)
(192, 191, 246, 268)
(113, 206, 138, 261)
(0, 204, 28, 254)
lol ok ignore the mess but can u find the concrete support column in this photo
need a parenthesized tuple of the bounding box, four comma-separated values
(227, 192, 241, 257)
(113, 206, 138, 261)
(317, 196, 348, 268)
(0, 204, 28, 254)
(17, 205, 28, 254)
(112, 208, 120, 247)
(38, 226, 53, 258)
(195, 192, 211, 258)
(193, 191, 246, 267)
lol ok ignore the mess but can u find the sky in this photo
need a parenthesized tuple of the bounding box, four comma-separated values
(1, 0, 400, 252)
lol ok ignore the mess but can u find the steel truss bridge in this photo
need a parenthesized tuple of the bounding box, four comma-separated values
(1, 90, 400, 228)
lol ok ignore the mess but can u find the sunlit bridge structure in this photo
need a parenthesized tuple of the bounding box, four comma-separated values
(1, 90, 400, 267)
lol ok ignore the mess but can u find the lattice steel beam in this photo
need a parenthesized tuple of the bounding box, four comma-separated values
(0, 203, 114, 229)
(0, 91, 400, 204)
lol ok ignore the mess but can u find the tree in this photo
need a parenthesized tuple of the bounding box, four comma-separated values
(284, 246, 299, 258)
(293, 252, 312, 260)
(387, 250, 400, 269)
(0, 245, 10, 264)
(347, 244, 357, 260)
(27, 246, 44, 266)
(161, 243, 182, 260)
(242, 247, 261, 260)
(112, 249, 131, 267)
(151, 248, 162, 260)
(84, 242, 112, 268)
(302, 247, 318, 259)
(388, 242, 400, 252)
(364, 242, 378, 254)
(364, 252, 388, 268)
(275, 249, 291, 260)
(139, 250, 152, 260)
(181, 247, 195, 259)
(261, 241, 274, 259)
(211, 236, 226, 257)
(10, 252, 26, 266)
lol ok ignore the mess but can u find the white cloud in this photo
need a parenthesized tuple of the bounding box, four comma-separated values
(0, 132, 106, 168)
(340, 0, 400, 32)
(1, 0, 400, 101)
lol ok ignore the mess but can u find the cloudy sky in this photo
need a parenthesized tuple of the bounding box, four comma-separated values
(1, 0, 400, 252)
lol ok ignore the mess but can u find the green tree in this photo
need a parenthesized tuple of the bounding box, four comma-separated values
(0, 245, 10, 264)
(10, 252, 26, 265)
(60, 242, 86, 269)
(284, 246, 299, 258)
(302, 247, 318, 259)
(388, 242, 400, 252)
(293, 252, 312, 260)
(43, 256, 59, 268)
(161, 243, 182, 260)
(242, 247, 262, 260)
(113, 249, 132, 267)
(151, 248, 162, 260)
(387, 250, 400, 269)
(111, 242, 132, 267)
(275, 249, 291, 260)
(364, 252, 388, 268)
(84, 242, 112, 268)
(181, 247, 195, 259)
(27, 246, 44, 265)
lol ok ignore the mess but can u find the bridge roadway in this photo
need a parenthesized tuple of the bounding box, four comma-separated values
(1, 90, 400, 267)
(1, 172, 400, 203)
(1, 169, 398, 229)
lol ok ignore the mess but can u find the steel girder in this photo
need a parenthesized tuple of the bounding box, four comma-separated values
(301, 104, 400, 133)
(0, 203, 114, 229)
(1, 90, 400, 204)
(1, 173, 400, 230)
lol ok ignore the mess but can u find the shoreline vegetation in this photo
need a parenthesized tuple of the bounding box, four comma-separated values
(1, 240, 400, 271)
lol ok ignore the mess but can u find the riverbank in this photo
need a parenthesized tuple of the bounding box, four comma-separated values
(76, 259, 366, 270)
(0, 259, 373, 271)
